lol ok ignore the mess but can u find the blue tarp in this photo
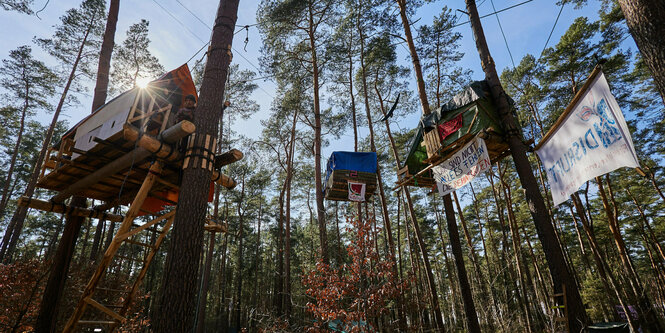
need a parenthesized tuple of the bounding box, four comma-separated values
(324, 151, 377, 188)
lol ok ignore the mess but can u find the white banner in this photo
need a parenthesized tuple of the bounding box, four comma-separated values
(535, 70, 640, 206)
(433, 137, 492, 196)
(348, 182, 366, 202)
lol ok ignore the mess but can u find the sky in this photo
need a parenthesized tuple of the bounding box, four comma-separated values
(0, 0, 609, 162)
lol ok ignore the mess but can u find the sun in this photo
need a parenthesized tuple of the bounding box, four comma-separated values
(136, 77, 151, 89)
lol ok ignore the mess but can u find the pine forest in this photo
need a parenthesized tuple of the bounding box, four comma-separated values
(1, 0, 665, 332)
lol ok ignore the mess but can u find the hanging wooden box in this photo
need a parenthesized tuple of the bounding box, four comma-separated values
(423, 128, 509, 166)
(324, 170, 377, 202)
(396, 166, 435, 188)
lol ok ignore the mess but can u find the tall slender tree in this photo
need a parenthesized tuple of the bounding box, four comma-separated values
(153, 0, 240, 331)
(0, 46, 57, 220)
(0, 0, 105, 264)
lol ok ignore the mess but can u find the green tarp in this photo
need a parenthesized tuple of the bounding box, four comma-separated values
(403, 80, 504, 175)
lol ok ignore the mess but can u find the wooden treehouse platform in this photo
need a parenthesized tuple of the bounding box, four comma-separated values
(18, 65, 241, 333)
(325, 170, 378, 202)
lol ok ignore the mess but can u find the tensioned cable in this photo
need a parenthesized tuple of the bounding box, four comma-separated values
(489, 0, 515, 68)
(153, 0, 275, 99)
(538, 2, 565, 61)
(452, 0, 534, 28)
(151, 0, 206, 44)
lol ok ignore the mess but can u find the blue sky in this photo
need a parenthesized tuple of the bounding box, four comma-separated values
(0, 0, 608, 157)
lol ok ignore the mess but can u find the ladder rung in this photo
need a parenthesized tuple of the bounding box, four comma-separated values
(131, 223, 161, 233)
(84, 297, 125, 322)
(96, 287, 128, 293)
(78, 320, 117, 325)
(552, 293, 565, 297)
(123, 239, 156, 249)
(116, 255, 147, 263)
(554, 317, 568, 322)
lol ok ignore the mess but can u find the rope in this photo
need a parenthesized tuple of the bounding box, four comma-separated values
(489, 0, 515, 68)
(538, 2, 565, 61)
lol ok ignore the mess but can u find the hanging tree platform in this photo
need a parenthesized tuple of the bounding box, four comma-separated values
(324, 151, 378, 202)
(396, 80, 515, 189)
(18, 65, 242, 333)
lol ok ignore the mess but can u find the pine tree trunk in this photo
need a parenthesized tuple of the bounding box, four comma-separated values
(305, 2, 329, 266)
(463, 1, 589, 330)
(571, 192, 640, 331)
(0, 96, 29, 220)
(233, 172, 246, 330)
(442, 193, 482, 333)
(284, 107, 297, 320)
(153, 1, 239, 331)
(499, 173, 534, 333)
(600, 175, 664, 332)
(395, 0, 430, 115)
(617, 0, 665, 104)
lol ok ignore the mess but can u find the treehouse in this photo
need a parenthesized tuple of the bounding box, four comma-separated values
(397, 80, 510, 188)
(18, 64, 242, 332)
(324, 151, 378, 202)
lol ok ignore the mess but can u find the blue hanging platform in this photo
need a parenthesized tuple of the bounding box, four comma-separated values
(324, 151, 378, 202)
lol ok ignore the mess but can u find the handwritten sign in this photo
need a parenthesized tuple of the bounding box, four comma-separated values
(433, 137, 491, 196)
(535, 70, 640, 206)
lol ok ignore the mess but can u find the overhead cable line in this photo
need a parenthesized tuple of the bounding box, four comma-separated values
(452, 0, 534, 28)
(489, 0, 516, 68)
(538, 2, 565, 61)
(175, 0, 212, 29)
(151, 0, 206, 43)
(152, 0, 275, 99)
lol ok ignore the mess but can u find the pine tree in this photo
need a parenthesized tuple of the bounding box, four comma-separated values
(0, 0, 105, 263)
(0, 0, 33, 14)
(110, 19, 164, 94)
(0, 46, 57, 221)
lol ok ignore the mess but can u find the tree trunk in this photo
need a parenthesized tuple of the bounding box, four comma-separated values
(0, 94, 29, 220)
(617, 0, 665, 105)
(284, 107, 298, 320)
(442, 193, 482, 333)
(463, 0, 589, 330)
(306, 2, 328, 266)
(599, 175, 664, 332)
(153, 0, 239, 331)
(395, 0, 430, 115)
(571, 193, 639, 331)
(233, 172, 246, 330)
(35, 2, 118, 329)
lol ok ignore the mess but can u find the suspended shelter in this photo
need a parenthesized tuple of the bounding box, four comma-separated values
(17, 64, 241, 332)
(324, 151, 377, 202)
(397, 80, 511, 188)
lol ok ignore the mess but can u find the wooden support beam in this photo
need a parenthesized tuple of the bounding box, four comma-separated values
(17, 196, 123, 222)
(124, 124, 236, 189)
(61, 162, 163, 333)
(214, 149, 244, 169)
(51, 121, 194, 203)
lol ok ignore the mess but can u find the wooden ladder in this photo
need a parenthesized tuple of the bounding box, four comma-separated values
(551, 284, 570, 333)
(62, 161, 174, 333)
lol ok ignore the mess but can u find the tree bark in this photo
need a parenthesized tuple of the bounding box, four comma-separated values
(442, 193, 482, 333)
(306, 2, 329, 266)
(617, 0, 665, 105)
(153, 0, 239, 331)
